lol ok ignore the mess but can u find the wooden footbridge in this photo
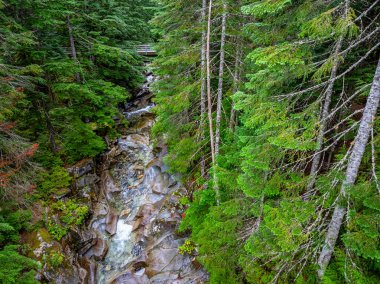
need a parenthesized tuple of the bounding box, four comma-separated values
(136, 44, 157, 57)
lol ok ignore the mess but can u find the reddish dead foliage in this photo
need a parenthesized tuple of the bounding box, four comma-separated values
(0, 121, 16, 132)
(0, 143, 39, 188)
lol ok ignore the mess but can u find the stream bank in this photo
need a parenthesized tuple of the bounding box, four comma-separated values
(32, 72, 207, 283)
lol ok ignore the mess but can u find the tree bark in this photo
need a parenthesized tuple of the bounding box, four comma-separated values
(229, 40, 243, 130)
(215, 1, 227, 158)
(41, 101, 58, 153)
(317, 56, 380, 278)
(206, 0, 215, 166)
(213, 1, 227, 205)
(200, 0, 207, 178)
(305, 36, 343, 196)
(67, 15, 81, 83)
(306, 0, 350, 197)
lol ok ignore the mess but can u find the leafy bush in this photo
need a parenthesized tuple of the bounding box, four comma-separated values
(179, 239, 196, 255)
(46, 251, 65, 268)
(0, 245, 39, 284)
(47, 219, 68, 241)
(0, 209, 37, 283)
(48, 200, 89, 240)
(36, 166, 71, 199)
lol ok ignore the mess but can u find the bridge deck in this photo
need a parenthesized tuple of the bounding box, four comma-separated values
(136, 44, 157, 57)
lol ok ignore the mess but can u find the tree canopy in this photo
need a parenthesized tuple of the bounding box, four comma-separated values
(1, 0, 379, 283)
(153, 0, 380, 282)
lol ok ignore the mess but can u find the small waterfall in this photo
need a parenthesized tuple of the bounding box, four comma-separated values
(124, 72, 156, 120)
(124, 103, 155, 119)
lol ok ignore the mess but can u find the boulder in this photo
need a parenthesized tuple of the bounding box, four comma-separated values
(112, 272, 149, 284)
(101, 171, 122, 199)
(146, 247, 183, 277)
(105, 210, 119, 236)
(68, 159, 94, 178)
(84, 237, 109, 261)
(76, 174, 99, 189)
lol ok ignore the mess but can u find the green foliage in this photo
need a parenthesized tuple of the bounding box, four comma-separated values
(62, 120, 106, 163)
(300, 8, 336, 40)
(0, 210, 32, 246)
(153, 0, 380, 283)
(0, 246, 39, 284)
(46, 250, 65, 268)
(36, 166, 71, 199)
(3, 0, 149, 167)
(245, 199, 314, 258)
(242, 0, 292, 18)
(0, 0, 157, 280)
(0, 223, 16, 245)
(1, 0, 379, 282)
(47, 220, 68, 242)
(52, 200, 89, 226)
(163, 137, 198, 175)
(191, 198, 251, 284)
(342, 183, 380, 264)
(151, 0, 207, 182)
(0, 208, 37, 283)
(178, 239, 196, 255)
(48, 200, 89, 240)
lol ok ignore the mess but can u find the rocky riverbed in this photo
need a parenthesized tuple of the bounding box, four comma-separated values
(32, 72, 207, 283)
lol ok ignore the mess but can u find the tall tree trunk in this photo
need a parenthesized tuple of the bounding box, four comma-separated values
(317, 56, 380, 278)
(206, 0, 215, 166)
(213, 1, 227, 205)
(215, 1, 227, 156)
(200, 0, 207, 178)
(67, 15, 81, 83)
(41, 101, 58, 153)
(305, 36, 343, 196)
(229, 40, 243, 130)
(306, 0, 350, 197)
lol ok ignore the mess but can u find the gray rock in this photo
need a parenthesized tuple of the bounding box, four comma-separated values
(76, 174, 99, 188)
(45, 79, 208, 283)
(68, 159, 94, 178)
(84, 237, 109, 261)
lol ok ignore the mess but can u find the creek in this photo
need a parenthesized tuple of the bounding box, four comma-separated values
(65, 71, 207, 283)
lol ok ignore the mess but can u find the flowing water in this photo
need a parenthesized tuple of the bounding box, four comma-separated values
(30, 71, 207, 284)
(82, 72, 207, 283)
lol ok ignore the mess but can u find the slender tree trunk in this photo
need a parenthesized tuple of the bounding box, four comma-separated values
(67, 15, 81, 83)
(305, 36, 343, 196)
(213, 1, 227, 205)
(230, 41, 242, 130)
(317, 56, 380, 278)
(200, 0, 207, 178)
(215, 1, 227, 157)
(306, 0, 350, 197)
(41, 101, 58, 153)
(206, 0, 215, 165)
(326, 142, 337, 169)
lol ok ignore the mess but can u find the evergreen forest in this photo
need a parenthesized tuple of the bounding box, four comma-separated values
(1, 0, 380, 283)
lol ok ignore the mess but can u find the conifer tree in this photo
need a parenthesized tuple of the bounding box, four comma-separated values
(0, 0, 155, 279)
(153, 0, 380, 282)
(318, 56, 380, 278)
(305, 0, 350, 197)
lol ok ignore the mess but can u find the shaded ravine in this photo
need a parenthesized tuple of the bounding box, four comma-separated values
(31, 71, 208, 283)
(81, 72, 207, 283)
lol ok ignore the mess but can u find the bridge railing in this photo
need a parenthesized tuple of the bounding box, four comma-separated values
(136, 44, 157, 57)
